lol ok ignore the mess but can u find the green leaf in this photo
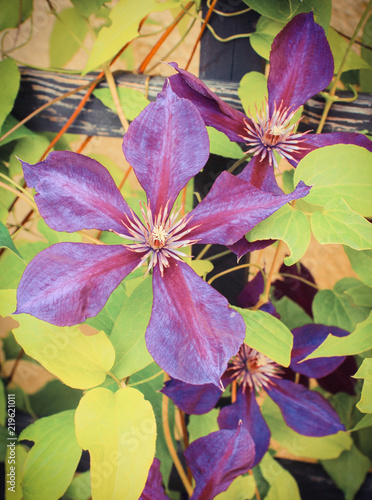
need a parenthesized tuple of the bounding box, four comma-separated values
(13, 315, 115, 389)
(0, 114, 35, 146)
(0, 378, 5, 426)
(238, 71, 268, 115)
(260, 453, 301, 500)
(321, 444, 371, 500)
(233, 307, 293, 367)
(294, 145, 372, 217)
(215, 474, 256, 500)
(272, 296, 313, 331)
(311, 198, 372, 250)
(93, 87, 149, 122)
(0, 222, 22, 259)
(206, 127, 244, 159)
(0, 59, 20, 132)
(37, 219, 82, 244)
(111, 277, 153, 379)
(85, 283, 126, 335)
(75, 387, 156, 500)
(0, 0, 33, 31)
(9, 134, 50, 177)
(29, 380, 83, 417)
(84, 0, 179, 74)
(71, 0, 107, 17)
(360, 14, 372, 92)
(246, 204, 311, 265)
(344, 247, 372, 287)
(188, 258, 214, 278)
(354, 358, 372, 413)
(188, 409, 219, 443)
(350, 414, 372, 432)
(50, 8, 88, 68)
(249, 16, 284, 60)
(304, 311, 372, 360)
(261, 397, 352, 459)
(328, 28, 371, 74)
(5, 444, 27, 500)
(241, 0, 301, 22)
(20, 411, 82, 500)
(0, 241, 48, 290)
(312, 276, 371, 331)
(63, 471, 91, 500)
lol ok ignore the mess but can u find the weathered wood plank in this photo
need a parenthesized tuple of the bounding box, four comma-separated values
(12, 67, 372, 137)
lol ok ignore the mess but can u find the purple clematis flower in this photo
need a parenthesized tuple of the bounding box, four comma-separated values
(167, 12, 372, 195)
(15, 85, 310, 387)
(163, 323, 348, 467)
(140, 458, 168, 500)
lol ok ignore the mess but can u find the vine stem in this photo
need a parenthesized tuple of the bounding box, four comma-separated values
(207, 262, 262, 286)
(162, 374, 194, 496)
(104, 64, 129, 131)
(316, 0, 372, 134)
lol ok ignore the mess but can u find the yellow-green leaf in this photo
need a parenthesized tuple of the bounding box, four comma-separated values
(260, 453, 301, 500)
(5, 444, 27, 500)
(294, 145, 372, 217)
(328, 28, 371, 73)
(206, 127, 244, 159)
(246, 204, 311, 265)
(304, 311, 372, 360)
(311, 198, 372, 250)
(13, 315, 115, 389)
(188, 258, 214, 278)
(84, 0, 179, 74)
(75, 387, 156, 500)
(354, 358, 372, 413)
(0, 59, 20, 131)
(215, 474, 256, 500)
(19, 411, 82, 500)
(0, 289, 16, 317)
(234, 307, 293, 367)
(93, 87, 149, 122)
(238, 71, 268, 115)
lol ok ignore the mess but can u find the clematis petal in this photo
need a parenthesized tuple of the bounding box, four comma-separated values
(140, 458, 168, 500)
(228, 237, 275, 261)
(218, 387, 270, 466)
(161, 378, 225, 415)
(15, 243, 141, 326)
(237, 272, 278, 317)
(21, 151, 132, 234)
(266, 378, 345, 436)
(268, 12, 333, 114)
(238, 155, 285, 194)
(286, 132, 372, 166)
(168, 62, 247, 142)
(290, 324, 349, 378)
(122, 84, 209, 216)
(185, 425, 255, 499)
(187, 171, 310, 246)
(146, 260, 245, 387)
(318, 356, 357, 395)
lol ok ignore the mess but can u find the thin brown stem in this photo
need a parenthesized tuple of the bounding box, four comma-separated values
(104, 65, 129, 131)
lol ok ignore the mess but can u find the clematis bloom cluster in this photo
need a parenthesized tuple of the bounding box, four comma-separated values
(15, 85, 310, 387)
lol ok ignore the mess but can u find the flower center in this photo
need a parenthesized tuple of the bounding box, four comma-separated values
(230, 344, 281, 393)
(239, 101, 308, 168)
(114, 201, 200, 276)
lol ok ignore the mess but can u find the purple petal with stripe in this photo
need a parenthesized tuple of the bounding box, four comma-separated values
(286, 132, 372, 166)
(146, 260, 245, 387)
(238, 155, 285, 194)
(185, 425, 255, 499)
(140, 458, 168, 500)
(161, 376, 230, 415)
(21, 151, 132, 234)
(268, 12, 333, 114)
(15, 243, 141, 326)
(218, 387, 270, 466)
(266, 378, 345, 436)
(290, 324, 349, 378)
(122, 84, 209, 216)
(318, 356, 357, 395)
(168, 63, 247, 142)
(187, 171, 310, 246)
(228, 237, 275, 261)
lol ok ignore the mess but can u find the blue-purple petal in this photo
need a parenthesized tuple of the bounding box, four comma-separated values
(168, 63, 247, 142)
(266, 378, 345, 436)
(268, 12, 333, 114)
(317, 356, 357, 395)
(15, 243, 141, 326)
(161, 378, 224, 415)
(146, 260, 245, 387)
(290, 324, 349, 378)
(122, 84, 209, 216)
(140, 458, 168, 500)
(218, 387, 270, 466)
(21, 151, 132, 234)
(229, 237, 275, 261)
(238, 155, 285, 194)
(187, 171, 310, 246)
(185, 425, 255, 499)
